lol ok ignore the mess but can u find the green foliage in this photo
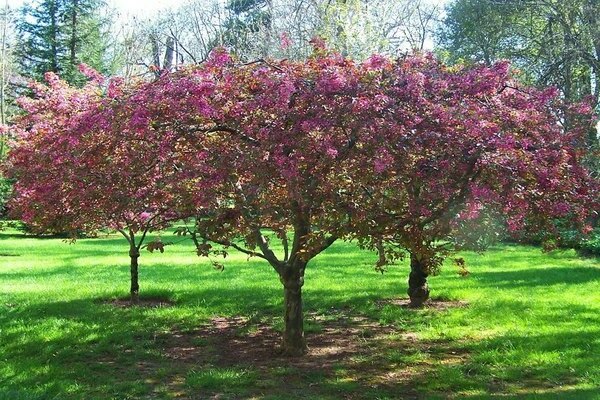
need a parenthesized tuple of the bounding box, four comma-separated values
(578, 228, 600, 257)
(438, 0, 600, 101)
(509, 220, 600, 259)
(0, 175, 12, 217)
(16, 0, 111, 84)
(437, 0, 524, 67)
(222, 0, 272, 59)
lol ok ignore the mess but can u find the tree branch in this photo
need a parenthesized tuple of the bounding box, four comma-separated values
(202, 234, 268, 261)
(253, 228, 281, 268)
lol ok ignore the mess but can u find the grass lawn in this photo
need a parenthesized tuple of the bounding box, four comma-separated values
(0, 227, 599, 399)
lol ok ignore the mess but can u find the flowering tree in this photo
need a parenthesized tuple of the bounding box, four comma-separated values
(7, 67, 189, 302)
(123, 47, 379, 355)
(6, 47, 596, 355)
(347, 54, 598, 307)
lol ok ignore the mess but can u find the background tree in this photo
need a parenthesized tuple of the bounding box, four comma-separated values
(222, 0, 273, 59)
(437, 0, 523, 67)
(0, 1, 14, 131)
(438, 0, 600, 177)
(316, 0, 440, 58)
(16, 0, 111, 84)
(0, 2, 18, 216)
(124, 0, 442, 71)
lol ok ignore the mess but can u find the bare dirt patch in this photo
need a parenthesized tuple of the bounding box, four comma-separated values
(157, 311, 471, 399)
(162, 313, 399, 370)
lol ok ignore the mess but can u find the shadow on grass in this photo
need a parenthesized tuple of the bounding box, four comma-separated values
(472, 266, 600, 288)
(2, 282, 599, 399)
(2, 241, 600, 398)
(462, 388, 600, 399)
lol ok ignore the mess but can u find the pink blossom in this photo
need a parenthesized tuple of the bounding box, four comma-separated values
(208, 47, 232, 67)
(552, 202, 571, 216)
(326, 147, 338, 158)
(364, 54, 388, 70)
(107, 77, 124, 98)
(318, 69, 347, 93)
(78, 63, 104, 84)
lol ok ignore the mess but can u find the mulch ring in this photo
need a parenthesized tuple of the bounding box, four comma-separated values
(376, 298, 469, 311)
(161, 302, 468, 369)
(156, 311, 471, 399)
(162, 312, 398, 369)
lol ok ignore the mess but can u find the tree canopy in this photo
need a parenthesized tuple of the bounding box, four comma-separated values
(6, 47, 597, 354)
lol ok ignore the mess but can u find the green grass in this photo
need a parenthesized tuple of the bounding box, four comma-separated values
(0, 227, 599, 399)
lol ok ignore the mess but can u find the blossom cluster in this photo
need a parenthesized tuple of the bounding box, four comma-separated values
(6, 48, 597, 264)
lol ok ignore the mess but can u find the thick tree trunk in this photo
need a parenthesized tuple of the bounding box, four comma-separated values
(163, 36, 174, 71)
(129, 247, 140, 303)
(407, 253, 430, 307)
(280, 263, 307, 356)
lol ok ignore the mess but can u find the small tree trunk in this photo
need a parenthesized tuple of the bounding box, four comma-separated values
(163, 36, 174, 71)
(280, 263, 307, 356)
(129, 247, 140, 303)
(407, 253, 430, 307)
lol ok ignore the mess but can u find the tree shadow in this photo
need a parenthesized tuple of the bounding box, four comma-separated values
(2, 240, 600, 398)
(472, 265, 600, 288)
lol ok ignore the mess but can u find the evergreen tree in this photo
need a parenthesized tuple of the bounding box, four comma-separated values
(16, 0, 109, 84)
(223, 0, 272, 59)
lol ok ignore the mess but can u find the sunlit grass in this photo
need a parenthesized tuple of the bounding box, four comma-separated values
(0, 227, 599, 399)
(186, 367, 259, 390)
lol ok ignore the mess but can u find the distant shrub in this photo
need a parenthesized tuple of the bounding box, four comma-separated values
(577, 228, 600, 257)
(0, 177, 13, 218)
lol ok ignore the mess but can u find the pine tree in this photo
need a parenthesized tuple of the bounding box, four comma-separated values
(16, 0, 109, 84)
(17, 0, 63, 79)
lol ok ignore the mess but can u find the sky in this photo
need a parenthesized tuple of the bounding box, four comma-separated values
(107, 0, 187, 16)
(6, 0, 185, 14)
(7, 0, 450, 16)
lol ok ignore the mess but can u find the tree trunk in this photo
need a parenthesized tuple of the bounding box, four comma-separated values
(129, 247, 140, 303)
(150, 34, 161, 78)
(70, 0, 78, 68)
(50, 0, 58, 73)
(280, 263, 307, 356)
(163, 36, 174, 71)
(407, 253, 429, 307)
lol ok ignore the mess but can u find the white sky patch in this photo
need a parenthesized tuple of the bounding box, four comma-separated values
(5, 0, 186, 15)
(6, 0, 451, 17)
(108, 0, 186, 17)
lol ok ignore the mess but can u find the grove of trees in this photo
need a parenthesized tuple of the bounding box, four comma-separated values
(6, 45, 597, 354)
(0, 0, 598, 357)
